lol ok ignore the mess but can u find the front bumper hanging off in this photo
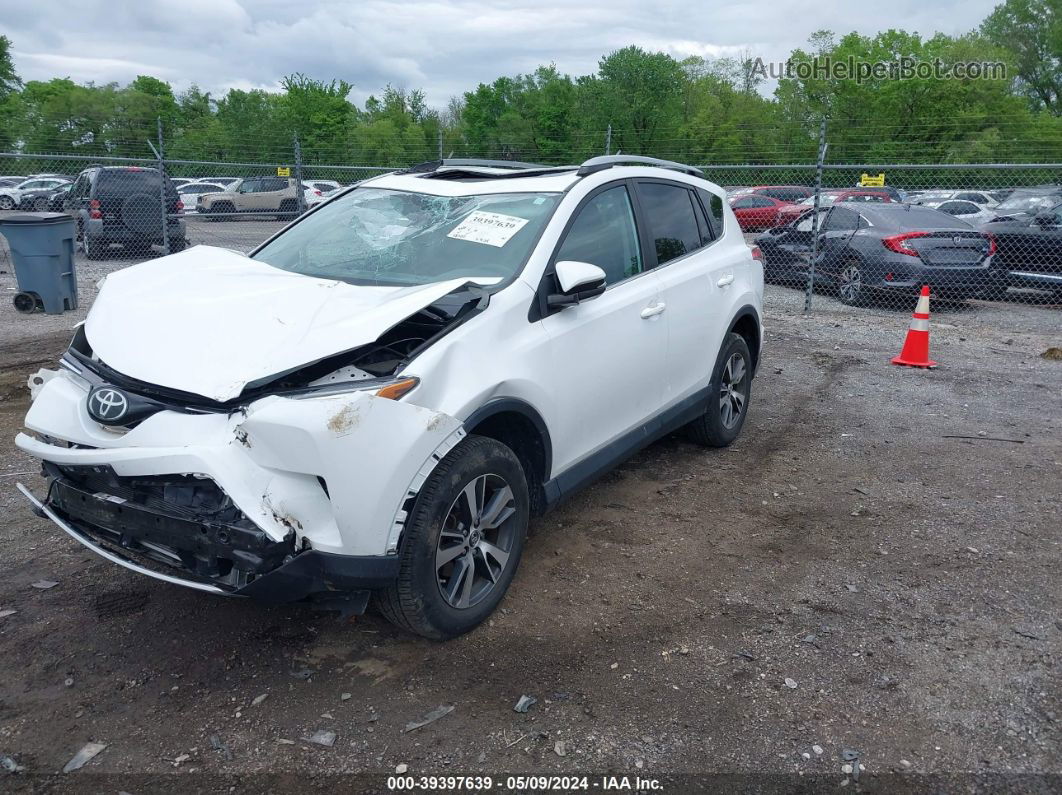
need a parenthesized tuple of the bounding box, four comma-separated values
(15, 368, 465, 604)
(17, 480, 400, 606)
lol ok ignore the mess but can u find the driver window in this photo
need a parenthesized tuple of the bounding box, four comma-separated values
(555, 186, 643, 286)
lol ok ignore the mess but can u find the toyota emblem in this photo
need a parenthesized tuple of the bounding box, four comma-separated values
(88, 388, 129, 424)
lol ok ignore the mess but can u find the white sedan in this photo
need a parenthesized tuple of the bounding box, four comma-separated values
(0, 177, 71, 210)
(924, 199, 997, 225)
(177, 183, 228, 214)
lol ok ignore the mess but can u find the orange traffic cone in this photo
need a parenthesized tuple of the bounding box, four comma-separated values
(891, 285, 937, 369)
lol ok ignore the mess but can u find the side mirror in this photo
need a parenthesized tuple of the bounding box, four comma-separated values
(547, 260, 607, 309)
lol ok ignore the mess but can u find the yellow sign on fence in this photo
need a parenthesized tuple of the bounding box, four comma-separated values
(860, 172, 885, 187)
(277, 166, 291, 177)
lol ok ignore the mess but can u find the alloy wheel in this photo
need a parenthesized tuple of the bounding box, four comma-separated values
(436, 474, 517, 609)
(719, 352, 748, 429)
(838, 264, 863, 304)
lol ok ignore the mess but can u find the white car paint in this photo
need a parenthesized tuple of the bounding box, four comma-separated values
(923, 199, 997, 226)
(84, 247, 495, 401)
(0, 177, 70, 208)
(16, 161, 762, 611)
(177, 182, 227, 213)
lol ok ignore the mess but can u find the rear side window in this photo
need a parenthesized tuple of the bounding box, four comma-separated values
(697, 188, 725, 238)
(939, 201, 978, 215)
(95, 169, 176, 199)
(887, 207, 971, 229)
(824, 207, 860, 231)
(637, 182, 702, 265)
(732, 196, 773, 209)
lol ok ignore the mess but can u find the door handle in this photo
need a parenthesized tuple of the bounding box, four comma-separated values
(717, 274, 735, 287)
(640, 301, 667, 319)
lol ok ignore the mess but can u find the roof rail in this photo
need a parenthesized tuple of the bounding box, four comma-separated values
(577, 155, 704, 178)
(406, 158, 554, 173)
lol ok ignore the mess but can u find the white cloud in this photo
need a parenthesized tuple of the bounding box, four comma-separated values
(1, 0, 1001, 107)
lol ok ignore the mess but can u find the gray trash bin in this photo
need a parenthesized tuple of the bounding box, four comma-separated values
(0, 212, 78, 314)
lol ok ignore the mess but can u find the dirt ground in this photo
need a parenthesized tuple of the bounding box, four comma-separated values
(0, 273, 1059, 792)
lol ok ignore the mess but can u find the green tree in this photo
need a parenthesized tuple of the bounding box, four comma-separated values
(0, 35, 23, 150)
(982, 0, 1062, 114)
(592, 46, 686, 154)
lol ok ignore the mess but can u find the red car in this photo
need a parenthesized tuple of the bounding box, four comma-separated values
(729, 194, 800, 232)
(775, 189, 895, 225)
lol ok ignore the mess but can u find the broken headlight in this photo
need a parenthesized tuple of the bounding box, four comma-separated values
(285, 375, 420, 402)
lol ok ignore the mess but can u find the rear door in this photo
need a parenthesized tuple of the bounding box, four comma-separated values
(258, 178, 290, 210)
(731, 195, 775, 229)
(634, 179, 739, 406)
(815, 206, 862, 278)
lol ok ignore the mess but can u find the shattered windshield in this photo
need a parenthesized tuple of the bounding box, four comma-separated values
(252, 187, 561, 286)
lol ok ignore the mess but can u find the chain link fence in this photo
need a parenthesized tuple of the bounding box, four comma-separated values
(1, 134, 1060, 319)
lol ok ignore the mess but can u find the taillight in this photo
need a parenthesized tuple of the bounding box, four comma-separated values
(89, 199, 102, 220)
(314, 190, 322, 196)
(176, 200, 184, 212)
(750, 245, 763, 263)
(882, 231, 929, 257)
(983, 233, 997, 256)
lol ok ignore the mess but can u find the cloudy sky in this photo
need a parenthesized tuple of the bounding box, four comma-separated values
(3, 0, 1001, 108)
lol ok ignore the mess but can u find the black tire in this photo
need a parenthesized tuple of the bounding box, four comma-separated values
(83, 235, 106, 260)
(33, 196, 49, 212)
(685, 332, 753, 448)
(209, 202, 234, 222)
(168, 238, 187, 254)
(277, 199, 298, 220)
(0, 195, 14, 210)
(375, 435, 529, 640)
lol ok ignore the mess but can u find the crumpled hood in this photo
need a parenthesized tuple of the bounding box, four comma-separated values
(85, 246, 478, 402)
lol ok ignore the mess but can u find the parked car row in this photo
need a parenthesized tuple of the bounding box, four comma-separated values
(0, 175, 74, 211)
(743, 182, 1062, 302)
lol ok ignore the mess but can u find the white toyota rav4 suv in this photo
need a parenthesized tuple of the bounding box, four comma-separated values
(17, 156, 763, 639)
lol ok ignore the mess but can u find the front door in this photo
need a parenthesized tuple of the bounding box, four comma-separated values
(539, 183, 667, 475)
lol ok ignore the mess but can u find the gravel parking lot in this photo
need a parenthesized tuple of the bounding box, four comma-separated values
(0, 230, 1059, 791)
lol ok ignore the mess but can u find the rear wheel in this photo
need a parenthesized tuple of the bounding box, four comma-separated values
(375, 435, 529, 640)
(837, 260, 866, 306)
(82, 235, 106, 260)
(277, 199, 298, 220)
(686, 332, 753, 448)
(32, 196, 49, 212)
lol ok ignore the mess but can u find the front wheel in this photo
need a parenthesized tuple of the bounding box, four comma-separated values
(686, 332, 753, 448)
(0, 196, 14, 210)
(375, 435, 529, 640)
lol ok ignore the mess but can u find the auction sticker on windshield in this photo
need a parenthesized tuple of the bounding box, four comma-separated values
(447, 211, 529, 247)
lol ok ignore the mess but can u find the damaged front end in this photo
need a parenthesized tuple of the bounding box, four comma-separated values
(15, 281, 482, 606)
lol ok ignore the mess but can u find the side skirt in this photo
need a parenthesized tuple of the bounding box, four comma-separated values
(542, 386, 713, 509)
